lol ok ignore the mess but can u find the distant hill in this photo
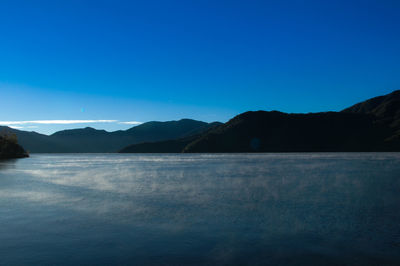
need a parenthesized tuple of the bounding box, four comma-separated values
(183, 90, 400, 153)
(0, 119, 221, 153)
(119, 122, 222, 153)
(0, 127, 65, 153)
(119, 135, 197, 153)
(0, 134, 29, 159)
(122, 119, 219, 141)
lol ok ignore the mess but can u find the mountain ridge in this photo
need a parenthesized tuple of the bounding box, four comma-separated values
(342, 90, 400, 142)
(0, 119, 221, 153)
(182, 90, 400, 153)
(2, 90, 399, 153)
(119, 122, 223, 153)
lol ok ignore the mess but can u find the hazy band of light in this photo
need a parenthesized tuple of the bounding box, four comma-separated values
(9, 125, 39, 129)
(0, 120, 119, 125)
(118, 121, 142, 125)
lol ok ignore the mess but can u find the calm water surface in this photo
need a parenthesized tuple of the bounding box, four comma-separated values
(0, 153, 399, 265)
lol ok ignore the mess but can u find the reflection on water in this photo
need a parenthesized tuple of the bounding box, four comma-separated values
(0, 158, 17, 171)
(0, 153, 399, 265)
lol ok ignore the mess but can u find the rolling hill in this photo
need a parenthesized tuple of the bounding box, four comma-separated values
(0, 119, 220, 153)
(119, 122, 222, 153)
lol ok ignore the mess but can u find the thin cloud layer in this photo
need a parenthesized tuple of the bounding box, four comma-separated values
(0, 120, 143, 133)
(0, 120, 118, 125)
(9, 126, 24, 129)
(118, 121, 142, 125)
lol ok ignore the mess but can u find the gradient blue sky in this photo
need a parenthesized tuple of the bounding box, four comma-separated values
(1, 0, 399, 134)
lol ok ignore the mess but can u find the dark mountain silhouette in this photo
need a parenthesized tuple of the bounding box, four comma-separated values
(119, 135, 197, 153)
(49, 127, 123, 152)
(2, 90, 399, 154)
(0, 134, 29, 159)
(0, 119, 221, 153)
(183, 90, 400, 153)
(342, 90, 400, 122)
(342, 90, 400, 142)
(0, 126, 65, 153)
(119, 122, 222, 153)
(182, 111, 396, 152)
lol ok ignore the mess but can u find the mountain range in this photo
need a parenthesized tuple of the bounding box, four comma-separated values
(183, 90, 400, 152)
(1, 90, 399, 153)
(124, 90, 400, 153)
(0, 119, 221, 153)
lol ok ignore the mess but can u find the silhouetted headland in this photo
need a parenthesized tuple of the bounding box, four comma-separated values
(0, 134, 29, 159)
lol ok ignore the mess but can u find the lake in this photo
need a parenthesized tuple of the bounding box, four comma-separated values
(0, 153, 399, 265)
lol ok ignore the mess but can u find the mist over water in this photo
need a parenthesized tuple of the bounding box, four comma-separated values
(0, 153, 399, 265)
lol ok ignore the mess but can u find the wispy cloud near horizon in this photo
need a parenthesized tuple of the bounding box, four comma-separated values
(8, 126, 25, 129)
(0, 120, 143, 133)
(118, 121, 142, 125)
(0, 120, 118, 126)
(8, 125, 39, 130)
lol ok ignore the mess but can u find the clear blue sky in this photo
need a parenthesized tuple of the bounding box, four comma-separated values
(0, 0, 399, 134)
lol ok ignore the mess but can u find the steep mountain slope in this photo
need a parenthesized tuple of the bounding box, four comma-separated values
(342, 90, 400, 141)
(342, 90, 399, 121)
